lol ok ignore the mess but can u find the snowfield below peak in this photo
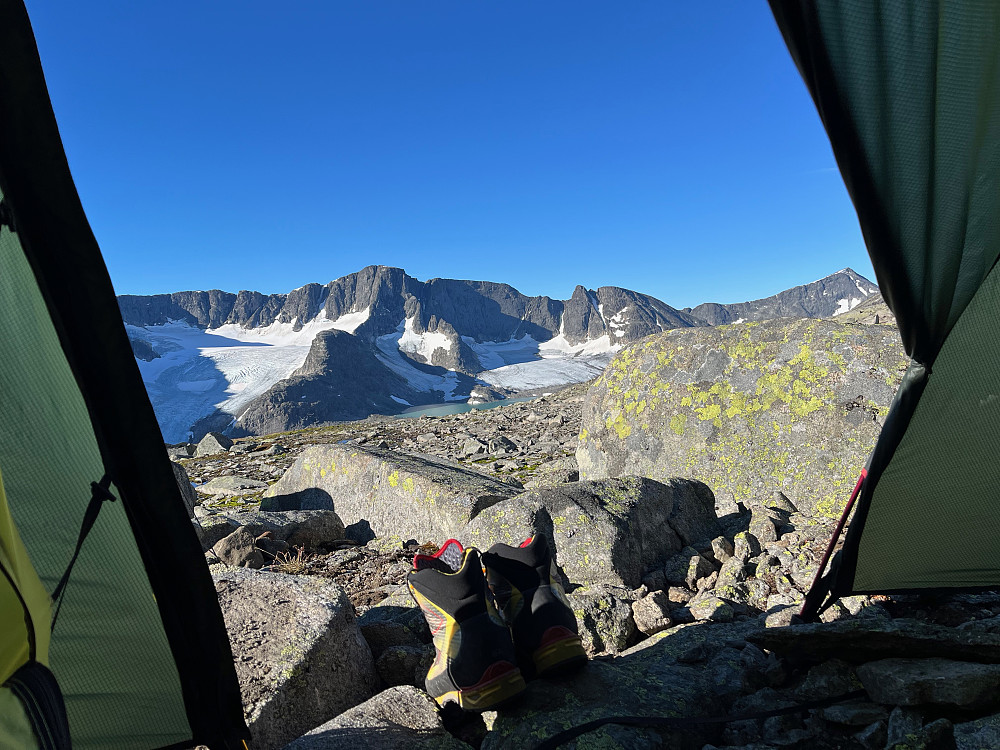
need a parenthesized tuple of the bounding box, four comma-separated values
(129, 308, 371, 442)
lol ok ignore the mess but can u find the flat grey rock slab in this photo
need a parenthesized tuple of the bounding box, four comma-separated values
(858, 658, 1000, 710)
(265, 443, 521, 542)
(481, 620, 765, 749)
(748, 618, 1000, 664)
(196, 475, 270, 496)
(218, 509, 345, 548)
(281, 686, 471, 750)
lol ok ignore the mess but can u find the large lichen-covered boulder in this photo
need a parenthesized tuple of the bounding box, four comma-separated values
(463, 476, 719, 588)
(265, 444, 522, 543)
(214, 568, 378, 750)
(577, 319, 906, 518)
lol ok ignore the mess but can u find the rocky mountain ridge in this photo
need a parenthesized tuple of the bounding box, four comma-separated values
(120, 265, 705, 368)
(124, 267, 880, 442)
(685, 267, 878, 325)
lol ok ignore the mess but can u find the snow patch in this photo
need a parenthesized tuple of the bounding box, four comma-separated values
(390, 395, 411, 406)
(374, 325, 465, 401)
(398, 317, 453, 363)
(608, 308, 629, 338)
(539, 334, 620, 356)
(479, 355, 613, 390)
(129, 308, 373, 442)
(833, 297, 863, 315)
(461, 335, 539, 370)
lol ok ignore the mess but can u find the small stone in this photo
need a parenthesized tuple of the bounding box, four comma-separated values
(689, 595, 734, 623)
(768, 491, 798, 513)
(462, 438, 487, 456)
(696, 570, 718, 592)
(821, 702, 889, 727)
(733, 531, 760, 562)
(569, 585, 637, 655)
(667, 586, 693, 605)
(711, 536, 734, 563)
(195, 431, 233, 456)
(631, 591, 673, 636)
(819, 601, 853, 623)
(687, 555, 715, 589)
(855, 720, 888, 749)
(886, 706, 923, 746)
(749, 510, 778, 544)
(212, 527, 264, 569)
(764, 603, 800, 628)
(716, 557, 749, 588)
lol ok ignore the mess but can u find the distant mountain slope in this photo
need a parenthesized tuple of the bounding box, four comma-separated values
(683, 268, 879, 325)
(828, 292, 895, 327)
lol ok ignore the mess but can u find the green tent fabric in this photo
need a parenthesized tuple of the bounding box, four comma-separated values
(768, 1, 1000, 617)
(0, 1, 249, 747)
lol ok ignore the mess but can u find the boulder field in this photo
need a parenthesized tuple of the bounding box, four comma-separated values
(174, 318, 1000, 750)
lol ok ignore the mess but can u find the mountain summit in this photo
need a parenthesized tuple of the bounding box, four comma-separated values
(683, 268, 878, 325)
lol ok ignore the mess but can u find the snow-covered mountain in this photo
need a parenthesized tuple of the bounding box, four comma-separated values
(683, 268, 878, 325)
(121, 266, 703, 441)
(121, 266, 879, 442)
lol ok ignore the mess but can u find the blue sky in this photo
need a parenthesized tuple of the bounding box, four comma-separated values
(25, 1, 873, 309)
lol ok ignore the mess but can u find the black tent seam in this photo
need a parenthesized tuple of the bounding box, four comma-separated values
(0, 2, 249, 746)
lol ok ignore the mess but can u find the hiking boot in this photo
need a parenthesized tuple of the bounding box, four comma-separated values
(407, 539, 527, 711)
(481, 534, 587, 678)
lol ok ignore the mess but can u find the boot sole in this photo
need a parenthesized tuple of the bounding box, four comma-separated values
(533, 628, 588, 676)
(434, 664, 527, 711)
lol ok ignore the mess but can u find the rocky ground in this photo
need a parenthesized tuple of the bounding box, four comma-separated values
(176, 381, 586, 504)
(175, 376, 1000, 750)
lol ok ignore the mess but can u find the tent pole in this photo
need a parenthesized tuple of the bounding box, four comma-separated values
(799, 468, 867, 620)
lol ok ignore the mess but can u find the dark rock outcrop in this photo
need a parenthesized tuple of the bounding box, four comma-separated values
(233, 330, 436, 436)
